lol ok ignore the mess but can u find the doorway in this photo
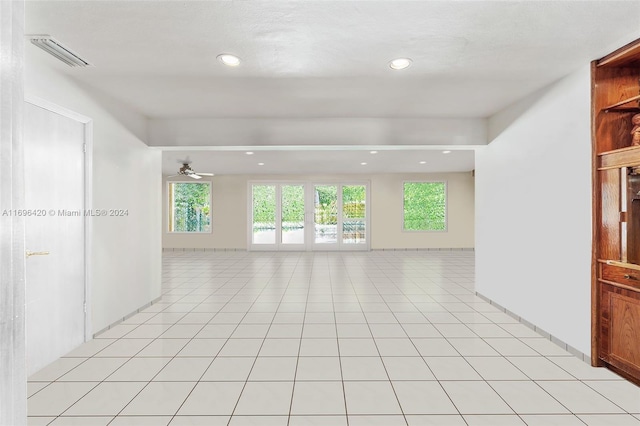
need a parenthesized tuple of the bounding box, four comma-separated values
(249, 182, 369, 251)
(24, 100, 90, 375)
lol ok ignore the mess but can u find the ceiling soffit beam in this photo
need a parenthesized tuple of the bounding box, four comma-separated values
(147, 117, 488, 147)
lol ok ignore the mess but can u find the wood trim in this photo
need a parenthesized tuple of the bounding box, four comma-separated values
(598, 38, 640, 67)
(598, 279, 640, 294)
(591, 60, 602, 365)
(602, 94, 640, 112)
(600, 259, 640, 272)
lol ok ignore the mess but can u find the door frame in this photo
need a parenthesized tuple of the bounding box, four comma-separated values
(25, 96, 93, 341)
(247, 180, 370, 252)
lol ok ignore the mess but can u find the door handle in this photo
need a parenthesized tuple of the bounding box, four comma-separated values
(26, 250, 50, 258)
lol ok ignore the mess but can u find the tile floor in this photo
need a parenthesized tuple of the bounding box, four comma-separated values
(27, 250, 640, 426)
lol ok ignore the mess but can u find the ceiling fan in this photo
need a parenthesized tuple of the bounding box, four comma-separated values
(168, 159, 214, 180)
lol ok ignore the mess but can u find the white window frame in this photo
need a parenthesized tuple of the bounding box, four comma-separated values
(167, 180, 212, 233)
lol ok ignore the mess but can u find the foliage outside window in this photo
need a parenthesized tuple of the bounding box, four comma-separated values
(169, 182, 211, 232)
(403, 182, 446, 231)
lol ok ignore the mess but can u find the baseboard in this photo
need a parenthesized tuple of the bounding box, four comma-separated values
(162, 247, 245, 252)
(371, 248, 475, 251)
(93, 296, 163, 338)
(475, 292, 591, 365)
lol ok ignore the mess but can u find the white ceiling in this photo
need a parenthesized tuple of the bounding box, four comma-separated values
(25, 1, 640, 174)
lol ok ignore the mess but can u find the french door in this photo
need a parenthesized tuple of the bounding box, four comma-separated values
(249, 182, 369, 251)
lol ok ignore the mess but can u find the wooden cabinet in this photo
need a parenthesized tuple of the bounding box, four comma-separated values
(592, 37, 640, 385)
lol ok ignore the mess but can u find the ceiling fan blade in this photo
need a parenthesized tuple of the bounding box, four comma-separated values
(197, 173, 214, 176)
(166, 174, 180, 178)
(189, 174, 202, 180)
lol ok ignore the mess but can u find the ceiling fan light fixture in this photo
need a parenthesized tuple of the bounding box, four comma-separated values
(189, 174, 203, 180)
(217, 53, 241, 67)
(389, 58, 412, 70)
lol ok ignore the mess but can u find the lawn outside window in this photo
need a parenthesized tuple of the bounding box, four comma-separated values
(168, 181, 211, 233)
(403, 181, 447, 232)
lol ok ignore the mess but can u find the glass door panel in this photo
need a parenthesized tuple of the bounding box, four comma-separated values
(342, 185, 366, 244)
(281, 185, 305, 245)
(252, 185, 276, 245)
(314, 185, 338, 244)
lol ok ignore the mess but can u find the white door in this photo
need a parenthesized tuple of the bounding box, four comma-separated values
(311, 184, 369, 251)
(24, 102, 86, 375)
(250, 183, 306, 251)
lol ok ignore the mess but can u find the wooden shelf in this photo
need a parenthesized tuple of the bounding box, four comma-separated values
(603, 94, 640, 112)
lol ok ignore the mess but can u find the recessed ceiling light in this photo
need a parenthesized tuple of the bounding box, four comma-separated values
(217, 53, 241, 67)
(370, 150, 378, 154)
(361, 162, 367, 166)
(419, 161, 427, 164)
(389, 58, 412, 70)
(258, 162, 264, 166)
(245, 151, 254, 155)
(442, 150, 451, 154)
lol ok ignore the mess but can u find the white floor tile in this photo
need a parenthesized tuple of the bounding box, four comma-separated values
(441, 381, 513, 414)
(393, 381, 458, 414)
(296, 357, 342, 381)
(135, 339, 189, 357)
(447, 338, 500, 356)
(489, 381, 569, 414)
(584, 380, 640, 413)
(548, 357, 625, 380)
(176, 338, 225, 357)
(106, 357, 171, 382)
(27, 382, 49, 398)
(537, 381, 625, 414)
(48, 416, 113, 425)
(169, 416, 228, 426)
(228, 416, 288, 426)
(233, 382, 294, 415)
(177, 382, 244, 415)
(259, 338, 301, 356)
(28, 358, 86, 382)
(405, 415, 467, 425)
(58, 358, 127, 382)
(218, 339, 263, 357)
(95, 339, 153, 357)
(290, 381, 346, 415)
(300, 338, 339, 356)
(27, 417, 56, 425)
(289, 415, 347, 425)
(28, 382, 98, 416)
(519, 415, 584, 425)
(63, 382, 146, 416)
(352, 415, 409, 425)
(153, 357, 212, 381)
(465, 357, 528, 380)
(111, 416, 172, 425)
(382, 357, 435, 380)
(374, 338, 420, 356)
(462, 415, 525, 425)
(519, 338, 573, 356)
(337, 339, 379, 356)
(424, 357, 482, 380)
(124, 324, 172, 339)
(412, 338, 459, 356)
(506, 356, 576, 380)
(336, 324, 372, 338)
(483, 338, 540, 356)
(402, 323, 442, 338)
(343, 381, 402, 415)
(577, 414, 640, 425)
(121, 382, 195, 415)
(201, 357, 255, 381)
(340, 357, 388, 380)
(249, 357, 297, 381)
(62, 339, 115, 358)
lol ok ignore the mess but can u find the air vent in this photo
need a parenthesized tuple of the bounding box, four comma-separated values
(28, 35, 91, 67)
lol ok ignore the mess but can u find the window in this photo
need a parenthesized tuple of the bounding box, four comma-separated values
(168, 182, 211, 232)
(403, 181, 446, 231)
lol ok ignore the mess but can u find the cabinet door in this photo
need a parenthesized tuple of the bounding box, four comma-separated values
(601, 284, 640, 378)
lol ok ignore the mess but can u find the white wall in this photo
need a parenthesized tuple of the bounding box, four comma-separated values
(25, 51, 162, 334)
(476, 65, 592, 354)
(163, 172, 474, 250)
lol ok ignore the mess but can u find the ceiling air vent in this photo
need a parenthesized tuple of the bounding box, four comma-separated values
(28, 35, 92, 67)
